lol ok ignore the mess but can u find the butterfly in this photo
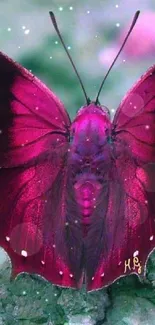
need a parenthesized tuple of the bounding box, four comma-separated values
(0, 10, 155, 292)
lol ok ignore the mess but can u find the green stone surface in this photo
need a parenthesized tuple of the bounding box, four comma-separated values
(0, 249, 155, 324)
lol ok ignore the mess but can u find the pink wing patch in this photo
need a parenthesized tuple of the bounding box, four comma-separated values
(87, 65, 155, 291)
(113, 65, 155, 163)
(0, 52, 82, 289)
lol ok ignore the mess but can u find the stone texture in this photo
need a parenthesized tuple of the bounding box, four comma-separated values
(0, 248, 155, 324)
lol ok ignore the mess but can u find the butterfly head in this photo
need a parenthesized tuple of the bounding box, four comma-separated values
(76, 101, 110, 118)
(70, 103, 111, 156)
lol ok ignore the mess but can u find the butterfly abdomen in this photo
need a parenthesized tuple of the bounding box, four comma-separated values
(74, 177, 102, 235)
(69, 149, 105, 233)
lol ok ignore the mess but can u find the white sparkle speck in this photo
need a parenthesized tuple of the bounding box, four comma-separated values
(75, 220, 78, 224)
(36, 291, 39, 295)
(123, 59, 126, 63)
(67, 46, 71, 50)
(65, 222, 69, 226)
(145, 125, 150, 129)
(150, 235, 154, 241)
(21, 250, 28, 257)
(59, 271, 63, 275)
(50, 56, 52, 59)
(23, 291, 26, 295)
(111, 108, 115, 113)
(41, 260, 45, 265)
(55, 41, 58, 45)
(35, 106, 39, 110)
(53, 244, 56, 248)
(70, 274, 73, 278)
(116, 23, 120, 27)
(101, 273, 105, 277)
(54, 293, 57, 296)
(7, 27, 11, 32)
(24, 29, 30, 35)
(22, 26, 26, 30)
(45, 298, 49, 302)
(87, 10, 90, 14)
(69, 6, 73, 10)
(6, 236, 10, 242)
(59, 7, 63, 11)
(133, 250, 139, 257)
(92, 277, 94, 280)
(18, 46, 21, 49)
(115, 4, 119, 8)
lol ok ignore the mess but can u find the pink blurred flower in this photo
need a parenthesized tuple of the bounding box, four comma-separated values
(119, 11, 155, 59)
(98, 46, 119, 67)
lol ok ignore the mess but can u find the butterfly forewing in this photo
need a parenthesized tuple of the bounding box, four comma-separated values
(0, 52, 84, 289)
(87, 65, 155, 291)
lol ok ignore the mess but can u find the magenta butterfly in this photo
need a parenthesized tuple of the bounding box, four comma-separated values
(0, 10, 155, 292)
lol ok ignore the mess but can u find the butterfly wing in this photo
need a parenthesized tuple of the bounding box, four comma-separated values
(0, 52, 83, 289)
(87, 65, 155, 291)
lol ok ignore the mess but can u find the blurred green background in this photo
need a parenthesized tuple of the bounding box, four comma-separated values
(1, 0, 155, 121)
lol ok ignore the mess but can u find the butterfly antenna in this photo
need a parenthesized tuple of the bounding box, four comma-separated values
(49, 11, 90, 105)
(95, 10, 140, 105)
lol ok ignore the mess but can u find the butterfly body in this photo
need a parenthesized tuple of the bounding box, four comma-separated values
(69, 104, 112, 233)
